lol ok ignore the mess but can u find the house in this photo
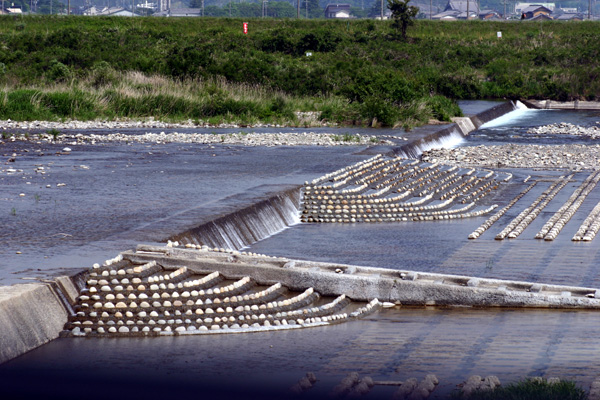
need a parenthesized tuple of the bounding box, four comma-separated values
(82, 5, 100, 15)
(514, 2, 554, 14)
(432, 0, 479, 19)
(104, 8, 139, 16)
(81, 6, 139, 16)
(432, 10, 460, 19)
(6, 6, 22, 14)
(479, 9, 501, 19)
(324, 4, 351, 18)
(520, 5, 552, 19)
(444, 0, 479, 14)
(555, 12, 583, 20)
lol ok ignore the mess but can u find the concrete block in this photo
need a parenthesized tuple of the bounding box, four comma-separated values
(0, 283, 69, 364)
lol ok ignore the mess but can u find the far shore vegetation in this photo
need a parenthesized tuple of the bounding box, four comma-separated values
(0, 16, 599, 128)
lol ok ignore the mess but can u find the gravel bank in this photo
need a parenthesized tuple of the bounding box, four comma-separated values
(0, 119, 280, 130)
(527, 123, 600, 139)
(1, 131, 392, 147)
(421, 144, 600, 170)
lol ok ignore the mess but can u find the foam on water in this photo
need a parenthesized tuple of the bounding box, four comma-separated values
(479, 101, 540, 129)
(397, 128, 465, 158)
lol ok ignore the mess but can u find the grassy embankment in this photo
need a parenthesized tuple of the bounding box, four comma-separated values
(0, 16, 599, 127)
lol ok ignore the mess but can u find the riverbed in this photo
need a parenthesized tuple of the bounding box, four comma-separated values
(3, 103, 600, 399)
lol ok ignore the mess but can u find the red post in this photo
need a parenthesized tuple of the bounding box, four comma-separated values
(243, 22, 248, 34)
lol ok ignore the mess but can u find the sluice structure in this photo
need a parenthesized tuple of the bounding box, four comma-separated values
(301, 155, 511, 223)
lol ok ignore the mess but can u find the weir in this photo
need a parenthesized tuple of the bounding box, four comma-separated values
(393, 100, 523, 158)
(0, 100, 541, 366)
(169, 186, 302, 251)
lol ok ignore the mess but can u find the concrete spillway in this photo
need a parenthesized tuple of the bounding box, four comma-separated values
(393, 101, 522, 158)
(169, 187, 301, 251)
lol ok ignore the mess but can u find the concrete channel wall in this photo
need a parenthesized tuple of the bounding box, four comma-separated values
(0, 280, 76, 364)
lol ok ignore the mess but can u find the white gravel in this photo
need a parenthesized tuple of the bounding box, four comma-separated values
(1, 131, 391, 147)
(421, 144, 600, 170)
(527, 123, 600, 139)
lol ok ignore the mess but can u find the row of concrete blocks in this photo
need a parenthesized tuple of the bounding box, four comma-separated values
(536, 170, 600, 241)
(330, 157, 413, 190)
(374, 163, 450, 191)
(66, 257, 382, 337)
(301, 199, 466, 216)
(302, 159, 503, 225)
(573, 197, 600, 241)
(81, 280, 311, 314)
(302, 204, 497, 223)
(469, 181, 537, 239)
(71, 293, 354, 325)
(535, 172, 600, 241)
(304, 173, 488, 206)
(334, 164, 477, 201)
(170, 241, 280, 259)
(308, 154, 385, 188)
(342, 165, 488, 202)
(67, 298, 381, 337)
(353, 160, 425, 188)
(495, 175, 572, 240)
(372, 164, 448, 195)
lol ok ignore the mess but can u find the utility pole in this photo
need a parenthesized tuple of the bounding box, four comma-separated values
(68, 0, 70, 14)
(466, 0, 469, 19)
(201, 0, 204, 16)
(305, 0, 307, 18)
(429, 0, 431, 18)
(380, 0, 383, 19)
(589, 0, 592, 19)
(296, 0, 299, 17)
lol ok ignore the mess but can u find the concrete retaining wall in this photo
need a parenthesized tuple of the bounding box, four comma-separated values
(522, 99, 600, 110)
(0, 282, 72, 364)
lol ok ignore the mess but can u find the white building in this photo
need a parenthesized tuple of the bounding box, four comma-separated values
(515, 2, 555, 13)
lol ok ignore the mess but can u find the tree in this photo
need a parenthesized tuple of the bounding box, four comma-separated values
(387, 0, 418, 40)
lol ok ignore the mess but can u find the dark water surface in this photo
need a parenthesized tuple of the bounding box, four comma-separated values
(3, 106, 600, 398)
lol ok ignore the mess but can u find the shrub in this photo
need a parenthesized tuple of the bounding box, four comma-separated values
(427, 95, 462, 121)
(46, 59, 71, 83)
(360, 96, 400, 127)
(90, 61, 117, 88)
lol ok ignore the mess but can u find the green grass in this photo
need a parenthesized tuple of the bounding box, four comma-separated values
(452, 379, 588, 400)
(1, 16, 600, 126)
